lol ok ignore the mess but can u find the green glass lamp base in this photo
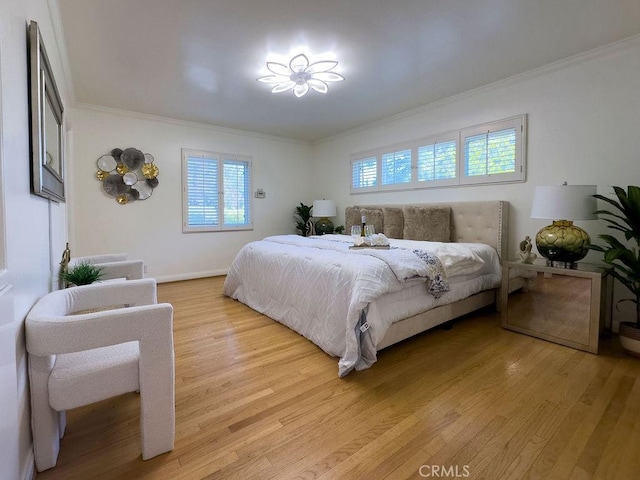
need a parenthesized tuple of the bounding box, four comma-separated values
(535, 220, 590, 268)
(315, 217, 334, 235)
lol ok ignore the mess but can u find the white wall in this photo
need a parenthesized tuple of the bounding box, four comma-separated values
(0, 0, 70, 479)
(68, 107, 314, 281)
(311, 36, 640, 326)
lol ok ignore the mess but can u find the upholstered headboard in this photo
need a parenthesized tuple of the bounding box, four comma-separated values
(345, 201, 509, 260)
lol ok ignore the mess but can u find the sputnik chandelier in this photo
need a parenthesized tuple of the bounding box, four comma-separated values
(257, 53, 344, 98)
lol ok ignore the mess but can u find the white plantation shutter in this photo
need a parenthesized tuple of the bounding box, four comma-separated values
(464, 129, 516, 176)
(381, 148, 411, 188)
(182, 149, 253, 232)
(222, 158, 251, 228)
(350, 115, 526, 194)
(461, 116, 525, 184)
(417, 138, 457, 184)
(351, 155, 378, 192)
(186, 154, 219, 228)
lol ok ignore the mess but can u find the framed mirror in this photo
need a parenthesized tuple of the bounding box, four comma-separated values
(29, 20, 65, 202)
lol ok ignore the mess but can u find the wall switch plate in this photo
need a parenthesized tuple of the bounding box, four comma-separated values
(255, 189, 266, 198)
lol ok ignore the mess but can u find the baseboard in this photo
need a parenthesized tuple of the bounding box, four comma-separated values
(154, 269, 228, 284)
(21, 449, 35, 480)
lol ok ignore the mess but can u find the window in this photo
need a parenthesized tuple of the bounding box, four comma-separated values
(381, 147, 412, 188)
(182, 149, 252, 232)
(350, 115, 526, 193)
(351, 154, 378, 192)
(460, 116, 524, 185)
(416, 135, 458, 187)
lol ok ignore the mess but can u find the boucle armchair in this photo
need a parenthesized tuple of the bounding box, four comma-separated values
(25, 278, 175, 472)
(69, 253, 145, 281)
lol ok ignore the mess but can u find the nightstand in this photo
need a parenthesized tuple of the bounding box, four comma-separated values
(501, 260, 612, 353)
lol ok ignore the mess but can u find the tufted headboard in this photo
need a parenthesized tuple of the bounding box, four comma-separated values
(345, 201, 509, 260)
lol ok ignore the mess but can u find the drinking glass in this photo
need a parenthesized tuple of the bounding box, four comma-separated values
(364, 225, 375, 237)
(350, 225, 362, 237)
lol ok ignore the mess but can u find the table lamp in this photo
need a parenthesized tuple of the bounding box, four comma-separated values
(313, 199, 336, 235)
(530, 183, 597, 268)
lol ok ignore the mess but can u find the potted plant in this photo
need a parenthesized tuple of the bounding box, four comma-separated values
(62, 262, 103, 287)
(589, 185, 640, 355)
(293, 202, 313, 236)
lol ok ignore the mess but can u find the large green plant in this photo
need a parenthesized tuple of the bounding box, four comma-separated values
(294, 202, 313, 236)
(589, 186, 640, 326)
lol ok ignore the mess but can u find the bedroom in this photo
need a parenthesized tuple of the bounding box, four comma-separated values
(1, 0, 640, 479)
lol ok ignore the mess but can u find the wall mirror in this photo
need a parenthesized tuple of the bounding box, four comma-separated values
(29, 20, 65, 202)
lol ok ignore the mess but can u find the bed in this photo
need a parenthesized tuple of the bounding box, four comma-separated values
(223, 201, 508, 377)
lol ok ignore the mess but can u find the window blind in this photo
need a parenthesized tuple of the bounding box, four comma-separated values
(464, 127, 516, 177)
(187, 155, 219, 228)
(381, 148, 411, 186)
(417, 140, 457, 182)
(222, 159, 251, 227)
(352, 157, 377, 189)
(182, 149, 253, 232)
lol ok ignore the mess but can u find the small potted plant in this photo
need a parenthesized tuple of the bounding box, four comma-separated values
(293, 202, 313, 236)
(589, 185, 640, 355)
(62, 262, 103, 287)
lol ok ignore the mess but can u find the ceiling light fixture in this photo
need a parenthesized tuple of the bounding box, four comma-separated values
(257, 53, 344, 98)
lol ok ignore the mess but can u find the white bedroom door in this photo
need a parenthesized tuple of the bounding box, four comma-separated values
(0, 29, 19, 480)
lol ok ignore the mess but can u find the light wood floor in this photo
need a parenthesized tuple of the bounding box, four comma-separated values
(35, 276, 640, 480)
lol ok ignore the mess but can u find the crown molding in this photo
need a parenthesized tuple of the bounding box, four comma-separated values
(71, 102, 312, 146)
(314, 33, 640, 146)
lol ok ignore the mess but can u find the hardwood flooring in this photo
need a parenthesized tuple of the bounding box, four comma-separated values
(35, 276, 640, 480)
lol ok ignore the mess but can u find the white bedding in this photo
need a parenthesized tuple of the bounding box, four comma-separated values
(223, 234, 501, 377)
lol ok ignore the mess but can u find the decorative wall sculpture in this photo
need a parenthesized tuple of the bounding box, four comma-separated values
(96, 148, 159, 204)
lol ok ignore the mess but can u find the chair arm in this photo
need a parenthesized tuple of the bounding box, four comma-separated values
(26, 302, 173, 356)
(71, 253, 129, 265)
(30, 279, 158, 318)
(95, 260, 145, 280)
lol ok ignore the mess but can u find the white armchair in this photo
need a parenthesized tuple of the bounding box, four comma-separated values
(25, 278, 175, 472)
(69, 253, 145, 281)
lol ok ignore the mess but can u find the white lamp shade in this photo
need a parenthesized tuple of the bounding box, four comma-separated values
(530, 185, 597, 220)
(313, 200, 336, 217)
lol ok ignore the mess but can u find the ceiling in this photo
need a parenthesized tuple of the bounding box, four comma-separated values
(57, 0, 640, 143)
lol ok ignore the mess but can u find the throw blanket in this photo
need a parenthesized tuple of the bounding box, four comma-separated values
(224, 235, 463, 377)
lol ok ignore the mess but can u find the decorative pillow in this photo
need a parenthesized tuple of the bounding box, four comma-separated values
(402, 206, 451, 242)
(344, 207, 383, 235)
(344, 207, 361, 232)
(382, 207, 404, 239)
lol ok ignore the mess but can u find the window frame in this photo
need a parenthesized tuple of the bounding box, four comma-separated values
(182, 148, 253, 233)
(414, 131, 459, 188)
(349, 115, 527, 194)
(350, 150, 379, 193)
(379, 143, 413, 191)
(459, 116, 526, 186)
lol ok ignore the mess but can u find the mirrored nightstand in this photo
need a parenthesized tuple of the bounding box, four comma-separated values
(501, 260, 612, 353)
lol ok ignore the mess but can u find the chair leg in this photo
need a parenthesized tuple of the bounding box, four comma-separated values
(138, 348, 175, 459)
(58, 410, 67, 438)
(29, 356, 63, 472)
